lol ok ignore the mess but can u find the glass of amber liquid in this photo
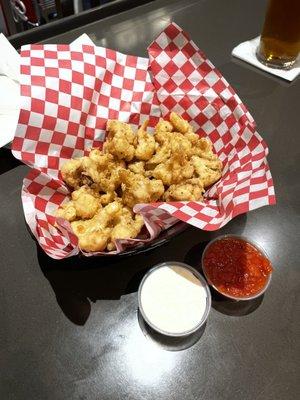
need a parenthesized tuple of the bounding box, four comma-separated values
(256, 0, 300, 69)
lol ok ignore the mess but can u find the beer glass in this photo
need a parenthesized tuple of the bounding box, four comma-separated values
(256, 0, 300, 69)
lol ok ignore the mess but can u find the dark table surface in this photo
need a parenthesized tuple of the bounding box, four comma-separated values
(1, 0, 300, 399)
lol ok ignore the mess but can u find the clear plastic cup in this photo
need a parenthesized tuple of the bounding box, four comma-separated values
(202, 235, 273, 301)
(138, 261, 211, 337)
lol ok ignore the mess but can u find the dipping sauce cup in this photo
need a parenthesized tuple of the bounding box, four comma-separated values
(202, 235, 273, 301)
(138, 262, 211, 337)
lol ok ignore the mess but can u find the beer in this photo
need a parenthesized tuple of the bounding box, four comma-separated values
(256, 0, 300, 69)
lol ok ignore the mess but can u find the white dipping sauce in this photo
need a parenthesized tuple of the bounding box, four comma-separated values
(140, 265, 208, 334)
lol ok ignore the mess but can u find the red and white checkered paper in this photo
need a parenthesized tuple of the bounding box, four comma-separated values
(12, 23, 275, 259)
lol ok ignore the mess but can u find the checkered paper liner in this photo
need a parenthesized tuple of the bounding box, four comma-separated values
(12, 23, 275, 259)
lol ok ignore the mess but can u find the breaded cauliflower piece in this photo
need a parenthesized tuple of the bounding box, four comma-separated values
(163, 178, 204, 201)
(191, 155, 222, 188)
(135, 121, 156, 161)
(120, 170, 164, 208)
(128, 161, 146, 175)
(81, 149, 125, 193)
(71, 186, 101, 219)
(71, 201, 144, 252)
(170, 112, 191, 134)
(149, 153, 194, 186)
(154, 118, 173, 144)
(107, 210, 144, 251)
(60, 159, 83, 189)
(104, 120, 136, 161)
(56, 186, 101, 221)
(70, 201, 123, 252)
(56, 201, 77, 222)
(71, 218, 111, 252)
(147, 142, 171, 165)
(192, 137, 220, 161)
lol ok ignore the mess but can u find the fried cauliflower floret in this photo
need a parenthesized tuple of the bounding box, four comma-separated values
(170, 132, 193, 157)
(120, 170, 164, 208)
(80, 156, 102, 185)
(107, 211, 144, 251)
(147, 143, 171, 165)
(77, 231, 111, 252)
(106, 120, 135, 140)
(82, 152, 123, 184)
(154, 119, 173, 144)
(56, 201, 77, 222)
(71, 186, 101, 219)
(128, 161, 146, 175)
(71, 215, 111, 252)
(94, 165, 124, 193)
(70, 201, 123, 252)
(184, 130, 199, 145)
(170, 112, 191, 134)
(89, 149, 114, 166)
(163, 178, 204, 201)
(70, 201, 144, 252)
(148, 131, 192, 166)
(192, 137, 220, 161)
(94, 200, 123, 228)
(150, 153, 194, 186)
(99, 191, 117, 206)
(191, 155, 222, 188)
(155, 118, 173, 134)
(104, 120, 136, 161)
(81, 151, 125, 193)
(60, 159, 83, 189)
(56, 186, 101, 221)
(60, 151, 122, 191)
(135, 121, 156, 161)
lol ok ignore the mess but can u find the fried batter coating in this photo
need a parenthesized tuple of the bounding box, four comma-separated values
(71, 214, 111, 252)
(93, 200, 123, 228)
(120, 170, 164, 208)
(56, 186, 101, 221)
(154, 119, 173, 144)
(170, 112, 191, 134)
(71, 201, 144, 252)
(184, 130, 199, 145)
(135, 120, 156, 161)
(149, 131, 192, 166)
(155, 118, 173, 134)
(77, 231, 111, 252)
(56, 201, 77, 222)
(192, 137, 220, 161)
(70, 201, 122, 251)
(150, 153, 194, 186)
(93, 166, 124, 193)
(170, 132, 193, 157)
(128, 161, 146, 175)
(71, 186, 101, 219)
(163, 178, 204, 201)
(81, 150, 125, 193)
(104, 120, 136, 161)
(99, 191, 117, 206)
(80, 156, 102, 185)
(147, 143, 171, 165)
(89, 149, 113, 165)
(191, 155, 222, 188)
(107, 211, 144, 251)
(60, 159, 83, 189)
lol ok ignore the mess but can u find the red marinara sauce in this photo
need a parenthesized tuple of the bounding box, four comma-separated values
(203, 237, 272, 298)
